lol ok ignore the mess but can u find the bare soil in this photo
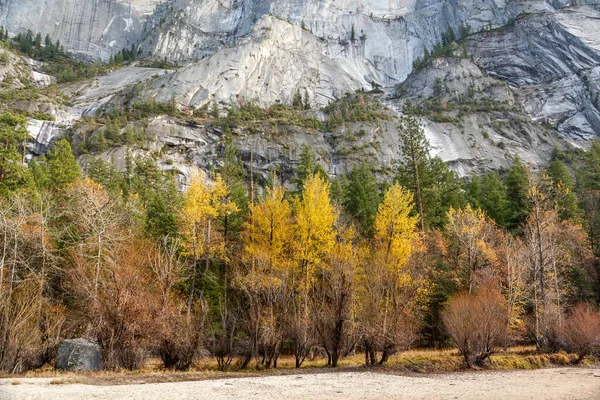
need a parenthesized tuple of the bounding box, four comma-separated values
(1, 367, 599, 400)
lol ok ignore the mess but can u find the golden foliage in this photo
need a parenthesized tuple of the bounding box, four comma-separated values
(374, 183, 419, 272)
(180, 173, 238, 260)
(293, 174, 337, 284)
(242, 184, 293, 284)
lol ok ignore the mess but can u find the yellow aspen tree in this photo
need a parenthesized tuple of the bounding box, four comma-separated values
(360, 183, 421, 365)
(374, 182, 419, 270)
(291, 174, 337, 368)
(243, 184, 293, 277)
(237, 184, 293, 368)
(294, 174, 337, 279)
(180, 173, 238, 308)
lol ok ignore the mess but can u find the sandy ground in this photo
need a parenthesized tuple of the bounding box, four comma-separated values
(1, 367, 599, 400)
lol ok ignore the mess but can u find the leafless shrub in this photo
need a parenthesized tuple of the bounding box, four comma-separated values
(563, 303, 600, 363)
(149, 238, 206, 370)
(158, 300, 207, 370)
(443, 286, 508, 367)
(0, 194, 66, 374)
(70, 238, 162, 370)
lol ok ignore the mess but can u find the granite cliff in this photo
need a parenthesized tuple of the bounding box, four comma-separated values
(2, 0, 600, 179)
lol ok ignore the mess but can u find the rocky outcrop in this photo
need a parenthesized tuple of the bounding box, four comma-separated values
(393, 57, 562, 174)
(466, 5, 600, 142)
(6, 0, 600, 178)
(55, 338, 102, 371)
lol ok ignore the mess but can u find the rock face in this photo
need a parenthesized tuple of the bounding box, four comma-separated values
(55, 338, 102, 371)
(146, 16, 368, 108)
(466, 5, 600, 141)
(0, 0, 164, 61)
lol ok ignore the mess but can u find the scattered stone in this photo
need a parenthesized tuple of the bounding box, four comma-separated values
(55, 338, 102, 371)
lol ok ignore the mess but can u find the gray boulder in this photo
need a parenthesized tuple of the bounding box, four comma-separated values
(55, 338, 102, 371)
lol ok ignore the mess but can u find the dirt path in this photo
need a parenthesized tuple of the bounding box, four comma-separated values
(1, 367, 599, 400)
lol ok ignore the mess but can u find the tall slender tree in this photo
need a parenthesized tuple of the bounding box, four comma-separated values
(397, 109, 429, 233)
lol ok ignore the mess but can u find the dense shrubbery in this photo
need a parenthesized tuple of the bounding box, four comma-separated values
(323, 94, 393, 130)
(224, 102, 322, 130)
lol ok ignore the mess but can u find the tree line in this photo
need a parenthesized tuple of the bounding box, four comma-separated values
(1, 110, 599, 373)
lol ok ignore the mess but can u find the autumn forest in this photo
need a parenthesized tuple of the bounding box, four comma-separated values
(1, 112, 600, 374)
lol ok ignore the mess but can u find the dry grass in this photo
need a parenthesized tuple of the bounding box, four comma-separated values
(1, 347, 596, 386)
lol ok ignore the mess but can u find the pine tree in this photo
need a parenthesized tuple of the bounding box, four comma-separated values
(29, 156, 50, 189)
(104, 117, 121, 144)
(0, 113, 32, 195)
(218, 131, 248, 241)
(211, 102, 219, 118)
(292, 90, 303, 110)
(505, 155, 530, 231)
(34, 33, 42, 48)
(88, 157, 122, 194)
(343, 164, 380, 236)
(474, 171, 509, 227)
(329, 175, 347, 206)
(546, 159, 581, 222)
(46, 139, 81, 189)
(294, 144, 327, 191)
(419, 156, 465, 228)
(146, 193, 178, 239)
(397, 110, 429, 232)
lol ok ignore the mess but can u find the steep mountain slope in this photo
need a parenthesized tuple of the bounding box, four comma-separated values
(2, 0, 600, 179)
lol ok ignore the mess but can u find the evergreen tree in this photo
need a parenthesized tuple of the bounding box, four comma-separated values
(505, 155, 530, 231)
(468, 171, 509, 227)
(88, 157, 122, 194)
(146, 193, 178, 239)
(104, 117, 121, 143)
(582, 141, 600, 190)
(343, 164, 380, 236)
(29, 156, 50, 189)
(546, 159, 581, 221)
(0, 112, 32, 194)
(46, 139, 81, 189)
(397, 108, 429, 232)
(420, 157, 465, 228)
(294, 144, 327, 191)
(217, 131, 248, 241)
(34, 32, 42, 48)
(211, 102, 219, 118)
(292, 90, 303, 110)
(329, 175, 347, 206)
